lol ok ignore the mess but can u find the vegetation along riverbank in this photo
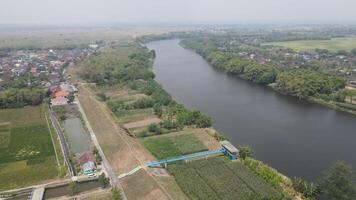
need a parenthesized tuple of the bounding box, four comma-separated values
(179, 38, 356, 116)
(73, 40, 306, 199)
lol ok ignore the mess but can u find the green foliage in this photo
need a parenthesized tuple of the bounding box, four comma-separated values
(153, 103, 163, 117)
(192, 110, 212, 128)
(351, 48, 356, 55)
(334, 102, 356, 111)
(168, 157, 279, 200)
(98, 173, 110, 188)
(225, 58, 252, 74)
(213, 131, 228, 141)
(160, 119, 181, 130)
(319, 161, 356, 200)
(141, 133, 207, 159)
(292, 177, 319, 200)
(239, 146, 253, 160)
(0, 125, 55, 164)
(111, 187, 122, 200)
(96, 92, 108, 101)
(244, 64, 278, 84)
(243, 158, 283, 188)
(0, 88, 46, 108)
(147, 123, 162, 134)
(275, 69, 346, 99)
(68, 181, 79, 196)
(207, 51, 232, 69)
(167, 104, 212, 128)
(67, 92, 75, 104)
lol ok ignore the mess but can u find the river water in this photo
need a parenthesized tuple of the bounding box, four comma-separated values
(147, 39, 356, 181)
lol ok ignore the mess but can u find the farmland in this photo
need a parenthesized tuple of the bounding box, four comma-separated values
(141, 131, 280, 199)
(141, 133, 208, 159)
(168, 157, 280, 200)
(0, 106, 62, 191)
(266, 37, 356, 52)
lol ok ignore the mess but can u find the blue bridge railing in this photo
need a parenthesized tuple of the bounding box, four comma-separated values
(145, 148, 226, 167)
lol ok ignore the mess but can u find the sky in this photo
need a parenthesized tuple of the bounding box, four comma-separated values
(1, 0, 356, 25)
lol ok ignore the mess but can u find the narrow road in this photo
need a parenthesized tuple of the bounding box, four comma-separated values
(48, 108, 76, 176)
(75, 96, 127, 200)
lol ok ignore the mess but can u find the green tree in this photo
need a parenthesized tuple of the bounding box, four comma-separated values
(319, 161, 356, 200)
(148, 123, 162, 134)
(239, 146, 253, 160)
(67, 92, 75, 104)
(68, 181, 79, 196)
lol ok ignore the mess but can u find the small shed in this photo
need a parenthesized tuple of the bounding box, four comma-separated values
(220, 140, 239, 160)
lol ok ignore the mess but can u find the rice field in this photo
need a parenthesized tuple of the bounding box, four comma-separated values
(0, 106, 61, 191)
(266, 37, 356, 52)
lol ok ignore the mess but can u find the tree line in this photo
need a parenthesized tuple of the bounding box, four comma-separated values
(182, 39, 347, 100)
(0, 88, 46, 108)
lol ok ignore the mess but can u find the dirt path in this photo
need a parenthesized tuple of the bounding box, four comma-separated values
(78, 85, 170, 200)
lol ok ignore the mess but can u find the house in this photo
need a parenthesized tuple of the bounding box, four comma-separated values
(55, 90, 69, 98)
(51, 97, 68, 106)
(350, 81, 356, 88)
(79, 152, 96, 174)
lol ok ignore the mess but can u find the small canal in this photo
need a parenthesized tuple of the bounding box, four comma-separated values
(147, 39, 356, 181)
(44, 180, 101, 199)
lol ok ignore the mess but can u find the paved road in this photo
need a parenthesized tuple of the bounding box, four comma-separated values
(49, 107, 76, 176)
(75, 97, 127, 200)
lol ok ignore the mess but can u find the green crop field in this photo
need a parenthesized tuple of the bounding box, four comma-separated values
(141, 133, 208, 159)
(168, 157, 279, 200)
(266, 37, 356, 52)
(0, 106, 60, 191)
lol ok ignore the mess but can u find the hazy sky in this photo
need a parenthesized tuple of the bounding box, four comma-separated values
(1, 0, 356, 25)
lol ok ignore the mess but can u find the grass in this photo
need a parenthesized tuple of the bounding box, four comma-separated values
(265, 37, 356, 52)
(168, 157, 279, 200)
(0, 106, 61, 191)
(114, 108, 155, 123)
(0, 124, 10, 148)
(141, 133, 208, 160)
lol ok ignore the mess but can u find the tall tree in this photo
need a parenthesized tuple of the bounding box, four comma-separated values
(319, 161, 356, 200)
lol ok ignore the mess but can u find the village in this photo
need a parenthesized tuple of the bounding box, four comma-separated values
(0, 44, 98, 92)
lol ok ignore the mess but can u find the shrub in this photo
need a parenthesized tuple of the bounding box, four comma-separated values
(148, 123, 162, 134)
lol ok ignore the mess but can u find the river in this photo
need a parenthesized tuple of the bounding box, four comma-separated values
(147, 39, 356, 181)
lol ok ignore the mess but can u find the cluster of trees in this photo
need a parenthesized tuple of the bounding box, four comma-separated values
(207, 51, 279, 84)
(144, 104, 212, 136)
(0, 88, 46, 108)
(80, 47, 154, 85)
(292, 161, 356, 200)
(183, 38, 348, 101)
(275, 69, 346, 99)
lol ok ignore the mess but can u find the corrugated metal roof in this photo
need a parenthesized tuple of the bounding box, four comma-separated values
(220, 140, 239, 153)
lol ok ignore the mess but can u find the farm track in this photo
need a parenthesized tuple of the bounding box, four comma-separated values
(78, 85, 171, 200)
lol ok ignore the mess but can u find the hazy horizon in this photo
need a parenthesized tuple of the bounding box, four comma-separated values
(1, 0, 356, 25)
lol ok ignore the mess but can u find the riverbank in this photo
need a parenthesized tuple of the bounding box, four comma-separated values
(66, 40, 304, 199)
(179, 39, 356, 117)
